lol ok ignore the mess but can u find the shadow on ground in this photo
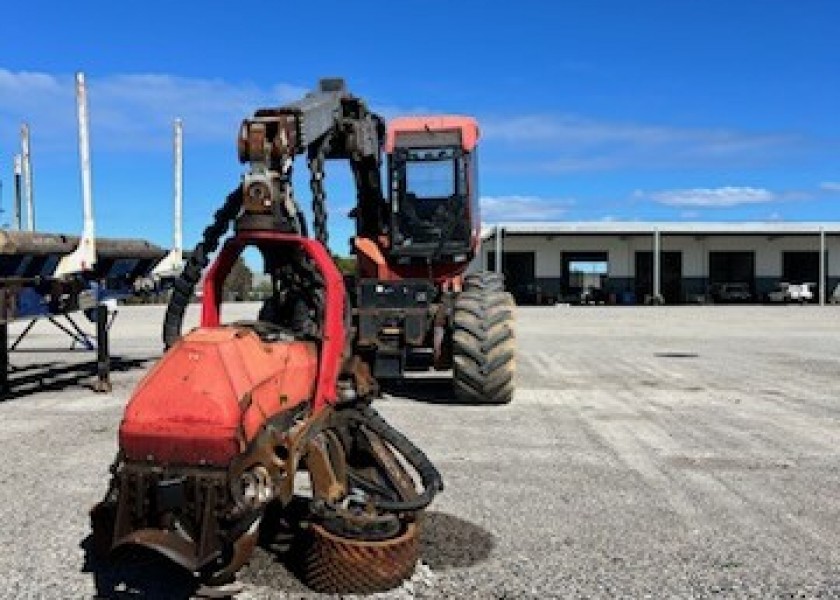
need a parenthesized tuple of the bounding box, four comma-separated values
(420, 511, 496, 570)
(382, 377, 514, 407)
(381, 377, 478, 405)
(244, 506, 496, 591)
(1, 356, 152, 401)
(80, 535, 199, 600)
(80, 507, 494, 597)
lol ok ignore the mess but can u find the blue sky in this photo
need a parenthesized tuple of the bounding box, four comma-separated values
(1, 1, 838, 255)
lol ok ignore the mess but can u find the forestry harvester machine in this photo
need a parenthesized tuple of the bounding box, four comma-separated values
(91, 79, 515, 593)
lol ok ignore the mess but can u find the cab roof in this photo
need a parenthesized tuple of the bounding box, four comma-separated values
(386, 115, 479, 152)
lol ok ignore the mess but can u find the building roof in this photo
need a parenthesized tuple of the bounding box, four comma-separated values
(481, 221, 840, 238)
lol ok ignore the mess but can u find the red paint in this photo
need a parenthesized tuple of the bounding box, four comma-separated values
(385, 115, 479, 152)
(119, 232, 346, 466)
(354, 236, 470, 283)
(201, 232, 346, 411)
(119, 329, 318, 465)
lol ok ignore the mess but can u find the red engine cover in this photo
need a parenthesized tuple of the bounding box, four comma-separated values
(119, 327, 318, 466)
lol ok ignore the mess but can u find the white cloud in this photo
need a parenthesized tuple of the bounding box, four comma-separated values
(481, 114, 798, 173)
(0, 68, 308, 151)
(820, 182, 840, 192)
(0, 68, 810, 179)
(483, 114, 790, 151)
(480, 195, 574, 221)
(645, 186, 777, 208)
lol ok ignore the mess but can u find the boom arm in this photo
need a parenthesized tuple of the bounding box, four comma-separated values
(162, 78, 386, 346)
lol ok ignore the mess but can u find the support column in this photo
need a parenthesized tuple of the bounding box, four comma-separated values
(173, 119, 183, 258)
(819, 226, 826, 306)
(94, 304, 112, 393)
(653, 227, 661, 304)
(495, 224, 504, 275)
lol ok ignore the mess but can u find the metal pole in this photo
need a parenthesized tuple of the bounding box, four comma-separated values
(76, 72, 95, 242)
(173, 118, 183, 257)
(12, 155, 22, 230)
(20, 124, 34, 231)
(819, 226, 826, 306)
(653, 227, 661, 303)
(494, 224, 503, 275)
(94, 303, 111, 392)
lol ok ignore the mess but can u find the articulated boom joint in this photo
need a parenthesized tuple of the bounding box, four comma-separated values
(236, 115, 301, 232)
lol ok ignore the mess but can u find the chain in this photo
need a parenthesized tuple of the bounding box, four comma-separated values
(163, 130, 334, 348)
(162, 188, 243, 348)
(308, 134, 333, 247)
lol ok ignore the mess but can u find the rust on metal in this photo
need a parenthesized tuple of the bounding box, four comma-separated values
(358, 425, 419, 503)
(0, 230, 165, 260)
(305, 433, 347, 503)
(238, 115, 299, 164)
(114, 528, 206, 572)
(303, 522, 419, 594)
(344, 354, 378, 399)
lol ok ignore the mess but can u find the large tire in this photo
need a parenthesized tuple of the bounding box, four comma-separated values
(464, 270, 505, 293)
(452, 290, 516, 404)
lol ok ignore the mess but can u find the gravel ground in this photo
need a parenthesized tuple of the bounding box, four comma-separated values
(0, 304, 839, 599)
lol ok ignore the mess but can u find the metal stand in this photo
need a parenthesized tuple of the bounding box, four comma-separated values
(6, 306, 116, 395)
(8, 319, 37, 351)
(10, 314, 95, 351)
(93, 304, 111, 393)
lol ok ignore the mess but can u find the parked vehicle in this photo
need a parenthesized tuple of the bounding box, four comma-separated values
(766, 282, 788, 303)
(708, 282, 753, 303)
(766, 282, 814, 303)
(580, 286, 608, 305)
(513, 283, 553, 305)
(830, 283, 840, 304)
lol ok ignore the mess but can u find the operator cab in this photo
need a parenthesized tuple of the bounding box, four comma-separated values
(386, 116, 480, 262)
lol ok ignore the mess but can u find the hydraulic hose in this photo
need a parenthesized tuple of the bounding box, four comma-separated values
(344, 405, 444, 513)
(162, 188, 243, 348)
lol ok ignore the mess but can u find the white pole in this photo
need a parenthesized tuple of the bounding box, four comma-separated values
(53, 71, 97, 277)
(152, 119, 186, 277)
(20, 124, 34, 231)
(819, 226, 826, 306)
(173, 118, 183, 255)
(76, 72, 95, 241)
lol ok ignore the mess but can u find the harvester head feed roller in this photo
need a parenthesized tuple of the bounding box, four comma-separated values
(303, 522, 420, 594)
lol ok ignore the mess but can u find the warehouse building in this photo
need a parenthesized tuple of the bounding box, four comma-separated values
(480, 222, 840, 305)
